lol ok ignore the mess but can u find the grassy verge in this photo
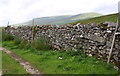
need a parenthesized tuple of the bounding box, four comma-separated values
(2, 51, 28, 74)
(2, 41, 119, 74)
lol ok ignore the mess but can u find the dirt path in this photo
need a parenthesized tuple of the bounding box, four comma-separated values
(0, 70, 2, 76)
(0, 47, 41, 75)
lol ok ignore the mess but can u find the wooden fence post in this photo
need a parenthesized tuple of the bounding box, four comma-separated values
(107, 2, 120, 63)
(32, 19, 35, 40)
(107, 22, 118, 63)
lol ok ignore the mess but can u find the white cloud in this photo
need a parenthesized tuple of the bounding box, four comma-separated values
(0, 0, 119, 26)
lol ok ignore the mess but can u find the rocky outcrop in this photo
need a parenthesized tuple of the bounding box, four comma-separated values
(5, 22, 120, 68)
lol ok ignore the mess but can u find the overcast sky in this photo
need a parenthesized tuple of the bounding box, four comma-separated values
(0, 0, 119, 26)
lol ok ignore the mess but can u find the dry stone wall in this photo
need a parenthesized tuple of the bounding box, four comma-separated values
(5, 22, 120, 68)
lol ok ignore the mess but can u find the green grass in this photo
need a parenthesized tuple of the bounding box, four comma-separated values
(0, 50, 2, 71)
(71, 13, 118, 24)
(2, 31, 14, 41)
(2, 51, 28, 74)
(0, 27, 2, 46)
(31, 38, 51, 51)
(2, 41, 119, 74)
(71, 12, 102, 21)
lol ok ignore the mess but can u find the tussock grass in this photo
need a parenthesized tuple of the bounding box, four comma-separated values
(13, 37, 21, 45)
(2, 31, 51, 51)
(31, 38, 51, 51)
(2, 31, 14, 41)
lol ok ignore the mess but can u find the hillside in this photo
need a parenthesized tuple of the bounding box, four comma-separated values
(14, 12, 102, 26)
(71, 13, 118, 24)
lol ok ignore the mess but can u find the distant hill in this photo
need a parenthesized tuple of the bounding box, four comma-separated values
(71, 13, 118, 24)
(14, 12, 102, 26)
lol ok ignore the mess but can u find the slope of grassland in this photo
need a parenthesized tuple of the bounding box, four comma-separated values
(14, 12, 102, 26)
(71, 13, 118, 24)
